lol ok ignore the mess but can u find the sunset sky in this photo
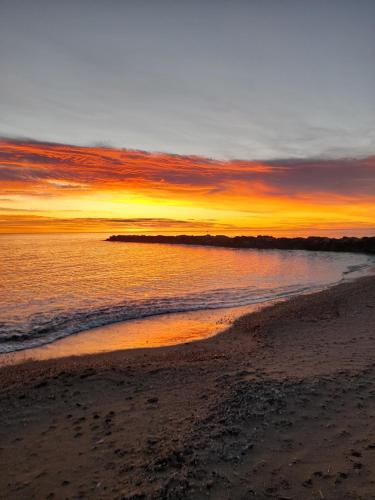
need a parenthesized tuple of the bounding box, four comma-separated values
(1, 0, 374, 235)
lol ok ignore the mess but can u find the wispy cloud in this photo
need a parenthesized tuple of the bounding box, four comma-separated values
(1, 138, 374, 200)
(0, 214, 241, 234)
(1, 138, 374, 235)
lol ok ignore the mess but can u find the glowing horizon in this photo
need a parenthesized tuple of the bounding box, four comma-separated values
(0, 138, 374, 236)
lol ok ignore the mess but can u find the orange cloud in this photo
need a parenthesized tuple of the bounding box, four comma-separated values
(0, 138, 374, 235)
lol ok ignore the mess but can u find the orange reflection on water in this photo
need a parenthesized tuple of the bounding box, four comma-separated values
(0, 233, 370, 362)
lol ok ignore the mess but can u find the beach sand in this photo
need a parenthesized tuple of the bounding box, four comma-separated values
(1, 275, 375, 499)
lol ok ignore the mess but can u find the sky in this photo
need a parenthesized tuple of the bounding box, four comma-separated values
(1, 138, 374, 235)
(0, 0, 374, 235)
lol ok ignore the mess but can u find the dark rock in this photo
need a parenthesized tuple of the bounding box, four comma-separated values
(107, 234, 375, 254)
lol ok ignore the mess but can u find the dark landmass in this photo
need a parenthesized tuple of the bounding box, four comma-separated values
(107, 234, 375, 254)
(1, 275, 375, 499)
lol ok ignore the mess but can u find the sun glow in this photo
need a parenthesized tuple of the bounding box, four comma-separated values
(0, 139, 374, 236)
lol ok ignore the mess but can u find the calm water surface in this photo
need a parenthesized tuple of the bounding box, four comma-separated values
(0, 233, 373, 353)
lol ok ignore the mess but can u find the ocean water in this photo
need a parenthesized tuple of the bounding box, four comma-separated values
(0, 233, 373, 354)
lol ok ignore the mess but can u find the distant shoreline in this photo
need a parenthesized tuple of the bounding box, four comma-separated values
(107, 233, 375, 254)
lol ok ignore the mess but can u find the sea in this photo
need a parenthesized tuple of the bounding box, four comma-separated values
(0, 233, 374, 355)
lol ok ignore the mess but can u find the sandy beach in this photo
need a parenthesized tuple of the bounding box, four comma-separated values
(1, 275, 375, 499)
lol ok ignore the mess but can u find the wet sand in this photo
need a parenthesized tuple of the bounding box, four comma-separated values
(0, 304, 261, 366)
(1, 275, 375, 499)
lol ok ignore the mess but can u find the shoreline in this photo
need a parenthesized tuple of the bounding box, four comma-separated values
(1, 275, 375, 498)
(1, 261, 373, 365)
(0, 273, 373, 381)
(0, 303, 261, 367)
